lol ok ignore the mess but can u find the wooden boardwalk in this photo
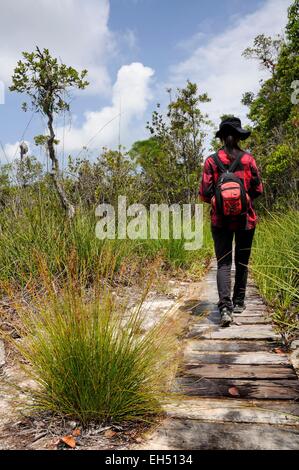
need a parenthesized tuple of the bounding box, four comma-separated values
(136, 261, 299, 450)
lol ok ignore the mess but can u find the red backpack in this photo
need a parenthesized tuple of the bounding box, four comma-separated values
(211, 151, 249, 217)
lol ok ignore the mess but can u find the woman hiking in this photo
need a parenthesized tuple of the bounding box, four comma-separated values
(199, 117, 263, 327)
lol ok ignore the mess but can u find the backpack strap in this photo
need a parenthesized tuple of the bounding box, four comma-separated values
(212, 150, 245, 173)
(212, 151, 227, 173)
(228, 150, 245, 173)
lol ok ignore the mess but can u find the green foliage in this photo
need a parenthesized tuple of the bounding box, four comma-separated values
(0, 183, 212, 286)
(242, 34, 283, 73)
(68, 147, 140, 207)
(8, 268, 178, 424)
(0, 164, 14, 208)
(9, 47, 88, 116)
(134, 81, 211, 204)
(15, 155, 43, 187)
(130, 137, 180, 204)
(10, 47, 89, 217)
(241, 1, 299, 208)
(286, 0, 299, 50)
(252, 209, 299, 345)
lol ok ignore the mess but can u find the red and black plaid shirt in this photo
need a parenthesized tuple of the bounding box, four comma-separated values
(199, 148, 263, 230)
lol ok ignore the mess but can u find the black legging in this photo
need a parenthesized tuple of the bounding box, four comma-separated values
(211, 226, 255, 311)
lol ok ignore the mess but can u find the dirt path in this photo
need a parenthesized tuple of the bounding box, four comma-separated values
(135, 260, 299, 450)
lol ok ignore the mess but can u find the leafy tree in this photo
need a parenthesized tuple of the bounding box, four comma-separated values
(96, 148, 139, 206)
(10, 47, 89, 218)
(241, 1, 299, 208)
(15, 155, 43, 188)
(286, 0, 299, 51)
(242, 34, 283, 74)
(0, 164, 13, 209)
(135, 81, 211, 204)
(69, 147, 139, 207)
(167, 81, 211, 203)
(130, 137, 179, 204)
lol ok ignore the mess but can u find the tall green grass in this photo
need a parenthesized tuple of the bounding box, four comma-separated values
(0, 187, 213, 286)
(0, 185, 213, 426)
(4, 261, 179, 424)
(252, 209, 299, 342)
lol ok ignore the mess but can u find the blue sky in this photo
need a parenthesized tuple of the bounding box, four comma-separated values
(0, 0, 292, 165)
(109, 0, 264, 80)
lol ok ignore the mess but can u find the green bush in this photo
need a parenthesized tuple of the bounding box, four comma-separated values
(8, 274, 178, 424)
(252, 209, 299, 342)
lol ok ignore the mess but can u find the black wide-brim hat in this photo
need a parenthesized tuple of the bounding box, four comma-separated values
(216, 117, 251, 140)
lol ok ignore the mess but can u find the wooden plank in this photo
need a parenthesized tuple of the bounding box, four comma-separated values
(187, 339, 278, 353)
(181, 364, 296, 379)
(196, 316, 270, 329)
(246, 305, 265, 308)
(200, 312, 266, 326)
(204, 309, 266, 319)
(164, 398, 299, 425)
(189, 324, 279, 340)
(176, 377, 299, 400)
(245, 309, 268, 314)
(234, 312, 267, 317)
(243, 310, 269, 316)
(233, 316, 271, 324)
(183, 351, 289, 365)
(135, 419, 299, 450)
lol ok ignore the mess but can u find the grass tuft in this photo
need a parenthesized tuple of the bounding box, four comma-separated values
(5, 269, 179, 425)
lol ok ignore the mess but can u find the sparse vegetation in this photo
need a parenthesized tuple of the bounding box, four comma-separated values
(5, 261, 179, 424)
(252, 209, 299, 345)
(0, 2, 298, 442)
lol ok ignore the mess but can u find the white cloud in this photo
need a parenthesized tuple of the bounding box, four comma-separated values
(55, 62, 154, 154)
(0, 0, 114, 95)
(1, 1, 154, 158)
(170, 0, 292, 143)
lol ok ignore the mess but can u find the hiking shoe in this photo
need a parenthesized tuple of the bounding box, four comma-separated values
(233, 303, 246, 314)
(220, 307, 233, 327)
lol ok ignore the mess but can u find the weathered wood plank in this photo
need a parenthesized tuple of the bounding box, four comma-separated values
(135, 261, 299, 451)
(245, 306, 268, 311)
(186, 339, 278, 353)
(176, 377, 299, 400)
(181, 364, 296, 379)
(199, 313, 267, 327)
(202, 310, 266, 320)
(233, 316, 271, 324)
(189, 324, 279, 340)
(164, 398, 299, 425)
(135, 419, 299, 450)
(183, 351, 289, 365)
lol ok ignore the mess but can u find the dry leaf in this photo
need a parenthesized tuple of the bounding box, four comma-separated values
(61, 435, 76, 448)
(104, 429, 117, 438)
(228, 386, 240, 397)
(72, 428, 81, 437)
(274, 348, 285, 355)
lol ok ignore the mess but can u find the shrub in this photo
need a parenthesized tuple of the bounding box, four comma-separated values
(6, 269, 179, 424)
(252, 209, 299, 343)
